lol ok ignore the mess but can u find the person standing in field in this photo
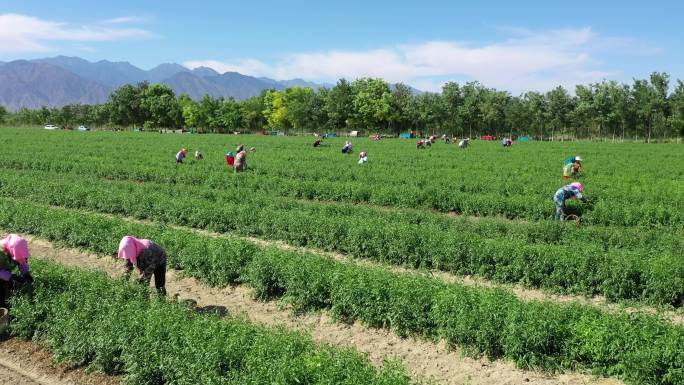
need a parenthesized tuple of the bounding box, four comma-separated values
(175, 148, 187, 164)
(358, 151, 368, 165)
(234, 150, 247, 172)
(226, 151, 235, 168)
(458, 138, 470, 148)
(553, 182, 587, 221)
(118, 235, 167, 295)
(0, 234, 33, 308)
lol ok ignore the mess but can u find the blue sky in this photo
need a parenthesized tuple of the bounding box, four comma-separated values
(1, 0, 682, 93)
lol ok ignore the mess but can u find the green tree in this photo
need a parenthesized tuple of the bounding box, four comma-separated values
(387, 83, 414, 135)
(262, 90, 289, 130)
(668, 80, 684, 138)
(442, 82, 463, 134)
(107, 82, 147, 128)
(0, 105, 7, 125)
(241, 93, 268, 131)
(140, 84, 181, 129)
(458, 82, 484, 138)
(523, 91, 548, 139)
(547, 86, 573, 140)
(217, 98, 243, 132)
(350, 78, 391, 131)
(284, 87, 316, 132)
(324, 79, 354, 131)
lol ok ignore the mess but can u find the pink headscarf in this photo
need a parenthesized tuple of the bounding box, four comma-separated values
(1, 234, 30, 266)
(117, 236, 151, 265)
(570, 182, 584, 192)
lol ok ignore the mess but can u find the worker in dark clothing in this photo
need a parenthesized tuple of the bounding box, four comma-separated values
(118, 235, 167, 295)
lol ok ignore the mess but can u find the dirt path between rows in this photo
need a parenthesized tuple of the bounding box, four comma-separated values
(0, 338, 119, 385)
(25, 235, 623, 385)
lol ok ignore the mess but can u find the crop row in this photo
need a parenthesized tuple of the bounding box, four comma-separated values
(1, 129, 683, 226)
(1, 169, 683, 306)
(11, 259, 410, 385)
(2, 167, 681, 253)
(1, 198, 683, 384)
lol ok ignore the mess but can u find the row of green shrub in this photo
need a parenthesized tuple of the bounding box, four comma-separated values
(1, 134, 683, 227)
(2, 198, 683, 384)
(2, 169, 683, 306)
(11, 259, 410, 385)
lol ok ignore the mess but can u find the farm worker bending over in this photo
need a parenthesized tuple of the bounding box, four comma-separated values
(118, 236, 167, 295)
(563, 155, 583, 166)
(0, 234, 33, 308)
(358, 151, 368, 165)
(194, 150, 203, 160)
(342, 141, 353, 154)
(313, 139, 322, 147)
(562, 156, 582, 179)
(417, 139, 426, 149)
(563, 159, 582, 179)
(234, 150, 247, 172)
(553, 182, 586, 221)
(226, 151, 235, 167)
(175, 148, 187, 163)
(458, 138, 470, 148)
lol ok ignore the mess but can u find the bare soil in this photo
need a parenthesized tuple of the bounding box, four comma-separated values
(0, 338, 119, 385)
(25, 235, 624, 385)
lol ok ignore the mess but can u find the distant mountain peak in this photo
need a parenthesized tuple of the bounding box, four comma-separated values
(0, 56, 359, 111)
(191, 66, 220, 78)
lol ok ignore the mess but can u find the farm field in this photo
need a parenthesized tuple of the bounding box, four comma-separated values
(0, 127, 683, 385)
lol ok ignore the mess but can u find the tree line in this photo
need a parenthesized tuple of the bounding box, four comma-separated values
(2, 72, 684, 140)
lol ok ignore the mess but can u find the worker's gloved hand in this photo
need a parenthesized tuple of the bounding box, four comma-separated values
(10, 274, 24, 287)
(21, 273, 34, 284)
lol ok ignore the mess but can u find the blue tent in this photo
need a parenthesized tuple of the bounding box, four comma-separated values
(400, 132, 415, 139)
(518, 136, 532, 141)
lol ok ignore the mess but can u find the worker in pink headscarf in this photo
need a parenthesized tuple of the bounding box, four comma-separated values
(0, 234, 33, 308)
(118, 236, 167, 295)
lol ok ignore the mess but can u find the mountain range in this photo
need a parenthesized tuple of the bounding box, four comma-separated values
(0, 56, 330, 111)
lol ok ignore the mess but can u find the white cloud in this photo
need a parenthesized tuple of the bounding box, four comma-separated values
(0, 13, 153, 54)
(101, 16, 148, 25)
(185, 27, 655, 93)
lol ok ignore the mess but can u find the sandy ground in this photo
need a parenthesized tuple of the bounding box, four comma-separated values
(23, 235, 624, 385)
(0, 338, 119, 385)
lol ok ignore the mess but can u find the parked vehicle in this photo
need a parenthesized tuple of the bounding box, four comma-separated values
(44, 124, 58, 130)
(78, 125, 90, 131)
